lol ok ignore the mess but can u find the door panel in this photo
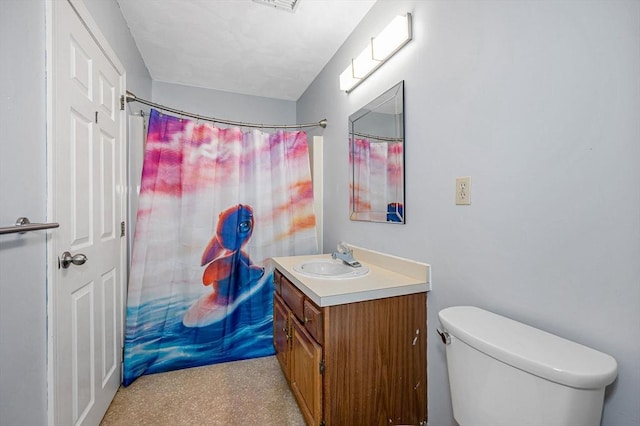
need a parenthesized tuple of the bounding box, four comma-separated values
(101, 268, 117, 386)
(71, 282, 95, 423)
(99, 131, 115, 240)
(69, 37, 92, 99)
(70, 109, 93, 248)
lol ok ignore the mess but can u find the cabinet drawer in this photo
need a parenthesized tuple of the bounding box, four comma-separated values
(273, 269, 283, 295)
(303, 299, 323, 344)
(281, 275, 305, 322)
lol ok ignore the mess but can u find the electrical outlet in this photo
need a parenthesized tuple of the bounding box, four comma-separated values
(456, 176, 471, 205)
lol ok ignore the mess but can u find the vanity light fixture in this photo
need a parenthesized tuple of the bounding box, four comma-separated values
(339, 13, 412, 93)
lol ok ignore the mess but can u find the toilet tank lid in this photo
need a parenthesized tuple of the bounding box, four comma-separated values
(438, 306, 617, 389)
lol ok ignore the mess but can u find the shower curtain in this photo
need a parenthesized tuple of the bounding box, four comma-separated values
(350, 137, 404, 221)
(123, 109, 317, 385)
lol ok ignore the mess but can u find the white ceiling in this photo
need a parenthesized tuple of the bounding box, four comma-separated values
(116, 0, 376, 101)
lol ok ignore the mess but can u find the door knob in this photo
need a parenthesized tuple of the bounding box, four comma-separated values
(60, 251, 87, 269)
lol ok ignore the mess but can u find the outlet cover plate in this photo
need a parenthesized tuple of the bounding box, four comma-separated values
(456, 176, 471, 205)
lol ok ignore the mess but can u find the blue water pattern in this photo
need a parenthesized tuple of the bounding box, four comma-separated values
(123, 274, 275, 386)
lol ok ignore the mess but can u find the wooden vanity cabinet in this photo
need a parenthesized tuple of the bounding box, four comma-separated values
(274, 268, 427, 426)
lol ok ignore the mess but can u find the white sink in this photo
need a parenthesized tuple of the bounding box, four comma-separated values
(293, 259, 369, 279)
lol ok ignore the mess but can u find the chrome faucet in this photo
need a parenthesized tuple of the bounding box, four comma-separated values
(331, 243, 362, 268)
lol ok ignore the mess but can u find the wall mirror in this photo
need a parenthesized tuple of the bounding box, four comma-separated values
(349, 81, 405, 223)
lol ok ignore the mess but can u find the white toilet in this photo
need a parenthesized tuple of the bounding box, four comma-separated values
(438, 306, 617, 426)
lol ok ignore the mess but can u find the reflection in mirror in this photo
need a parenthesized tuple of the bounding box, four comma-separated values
(349, 81, 405, 223)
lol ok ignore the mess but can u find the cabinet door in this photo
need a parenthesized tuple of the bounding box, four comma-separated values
(323, 293, 427, 425)
(290, 318, 323, 426)
(273, 293, 290, 379)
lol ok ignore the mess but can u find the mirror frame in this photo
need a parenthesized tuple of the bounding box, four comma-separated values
(349, 81, 405, 224)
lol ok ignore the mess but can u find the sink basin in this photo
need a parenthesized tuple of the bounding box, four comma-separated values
(293, 259, 369, 279)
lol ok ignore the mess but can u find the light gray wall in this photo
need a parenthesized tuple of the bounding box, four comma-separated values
(297, 1, 640, 425)
(0, 1, 151, 424)
(152, 81, 297, 126)
(0, 2, 48, 425)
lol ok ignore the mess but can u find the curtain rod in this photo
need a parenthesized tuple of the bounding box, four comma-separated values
(123, 91, 327, 130)
(352, 131, 402, 143)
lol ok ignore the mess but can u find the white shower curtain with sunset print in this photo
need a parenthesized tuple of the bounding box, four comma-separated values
(123, 109, 317, 385)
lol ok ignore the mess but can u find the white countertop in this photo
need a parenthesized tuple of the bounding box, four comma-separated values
(271, 247, 430, 307)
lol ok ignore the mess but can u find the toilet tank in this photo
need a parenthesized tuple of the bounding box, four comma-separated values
(438, 306, 617, 426)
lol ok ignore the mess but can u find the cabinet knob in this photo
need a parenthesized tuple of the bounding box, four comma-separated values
(304, 317, 311, 324)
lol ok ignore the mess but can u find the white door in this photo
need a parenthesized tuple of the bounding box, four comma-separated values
(49, 1, 126, 424)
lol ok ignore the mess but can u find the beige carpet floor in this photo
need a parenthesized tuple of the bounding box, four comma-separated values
(100, 355, 305, 426)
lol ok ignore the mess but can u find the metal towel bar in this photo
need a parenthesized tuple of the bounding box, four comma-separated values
(0, 217, 59, 235)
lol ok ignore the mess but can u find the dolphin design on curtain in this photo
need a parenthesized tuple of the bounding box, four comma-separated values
(123, 109, 317, 386)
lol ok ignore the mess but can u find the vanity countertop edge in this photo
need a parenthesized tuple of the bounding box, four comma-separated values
(271, 247, 430, 307)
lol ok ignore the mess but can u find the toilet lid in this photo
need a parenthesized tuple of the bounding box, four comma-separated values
(438, 306, 618, 389)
